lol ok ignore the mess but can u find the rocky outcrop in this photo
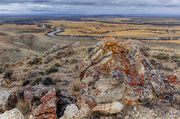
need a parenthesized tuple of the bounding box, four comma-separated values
(59, 39, 179, 118)
(79, 39, 178, 106)
(32, 88, 57, 119)
(0, 108, 24, 119)
(0, 89, 17, 112)
(0, 39, 179, 118)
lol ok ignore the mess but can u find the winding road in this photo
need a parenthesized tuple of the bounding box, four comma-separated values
(47, 28, 63, 37)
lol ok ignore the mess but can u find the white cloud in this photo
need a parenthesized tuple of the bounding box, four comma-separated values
(0, 3, 52, 14)
(0, 0, 180, 15)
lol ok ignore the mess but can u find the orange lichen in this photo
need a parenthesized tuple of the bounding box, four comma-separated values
(167, 74, 178, 83)
(79, 38, 178, 107)
(80, 39, 146, 87)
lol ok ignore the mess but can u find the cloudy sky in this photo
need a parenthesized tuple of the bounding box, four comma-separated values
(0, 0, 180, 15)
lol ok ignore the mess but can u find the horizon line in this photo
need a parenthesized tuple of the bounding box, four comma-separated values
(1, 13, 180, 17)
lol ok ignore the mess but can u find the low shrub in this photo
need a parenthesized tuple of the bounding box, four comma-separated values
(54, 62, 61, 67)
(162, 66, 173, 71)
(42, 77, 55, 86)
(28, 56, 41, 65)
(71, 80, 81, 93)
(154, 53, 169, 60)
(30, 77, 43, 86)
(171, 54, 180, 62)
(88, 47, 94, 54)
(150, 59, 157, 66)
(22, 80, 30, 86)
(3, 69, 13, 80)
(0, 66, 5, 74)
(45, 65, 59, 75)
(17, 88, 25, 99)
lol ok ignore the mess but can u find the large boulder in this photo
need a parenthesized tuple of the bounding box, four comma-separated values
(0, 108, 24, 119)
(79, 39, 178, 105)
(0, 89, 17, 112)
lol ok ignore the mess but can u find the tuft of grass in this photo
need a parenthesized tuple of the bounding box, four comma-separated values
(16, 100, 31, 115)
(71, 79, 81, 93)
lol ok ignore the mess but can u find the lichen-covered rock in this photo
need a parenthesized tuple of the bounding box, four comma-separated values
(0, 89, 17, 112)
(92, 102, 124, 115)
(123, 105, 180, 119)
(24, 85, 51, 107)
(0, 108, 24, 119)
(33, 88, 57, 119)
(80, 39, 178, 105)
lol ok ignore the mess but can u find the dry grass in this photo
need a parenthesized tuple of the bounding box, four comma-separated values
(0, 24, 38, 29)
(70, 79, 82, 96)
(143, 40, 180, 44)
(48, 20, 180, 38)
(0, 24, 46, 36)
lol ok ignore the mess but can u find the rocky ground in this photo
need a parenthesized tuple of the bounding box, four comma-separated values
(0, 38, 179, 119)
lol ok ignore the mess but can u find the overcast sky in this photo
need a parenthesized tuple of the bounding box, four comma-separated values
(0, 0, 180, 15)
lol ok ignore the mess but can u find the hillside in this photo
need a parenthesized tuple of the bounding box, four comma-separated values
(0, 38, 179, 119)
